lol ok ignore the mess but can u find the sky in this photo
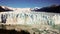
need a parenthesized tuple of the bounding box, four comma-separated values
(0, 0, 60, 8)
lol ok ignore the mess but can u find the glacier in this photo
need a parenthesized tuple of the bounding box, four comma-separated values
(0, 11, 60, 25)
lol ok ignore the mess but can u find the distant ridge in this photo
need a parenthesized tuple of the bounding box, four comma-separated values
(0, 6, 13, 11)
(32, 5, 60, 13)
(0, 5, 60, 13)
(0, 6, 31, 12)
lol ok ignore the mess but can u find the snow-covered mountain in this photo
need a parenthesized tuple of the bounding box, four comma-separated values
(0, 6, 14, 11)
(0, 6, 31, 12)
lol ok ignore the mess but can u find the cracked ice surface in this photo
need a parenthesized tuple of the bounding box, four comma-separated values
(0, 11, 60, 25)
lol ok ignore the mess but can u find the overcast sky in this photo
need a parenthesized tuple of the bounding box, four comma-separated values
(0, 0, 60, 8)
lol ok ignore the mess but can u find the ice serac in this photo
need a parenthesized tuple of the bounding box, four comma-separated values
(0, 11, 60, 25)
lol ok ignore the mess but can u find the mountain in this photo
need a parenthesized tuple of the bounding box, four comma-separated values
(0, 6, 31, 12)
(32, 5, 60, 13)
(0, 6, 13, 12)
(1, 5, 60, 13)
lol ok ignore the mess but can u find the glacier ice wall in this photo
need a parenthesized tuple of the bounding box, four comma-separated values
(0, 11, 60, 25)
